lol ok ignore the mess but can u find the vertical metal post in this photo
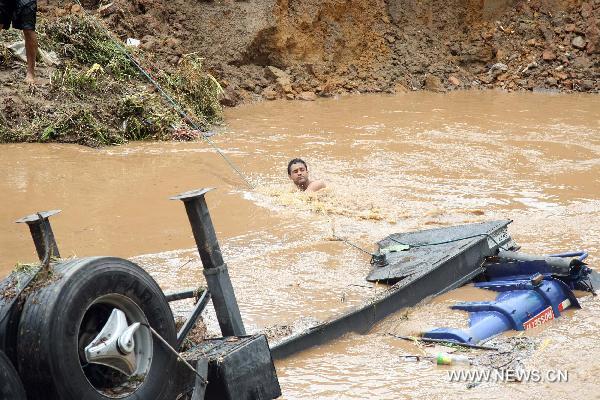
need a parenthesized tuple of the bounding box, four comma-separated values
(191, 358, 209, 400)
(171, 188, 246, 336)
(15, 210, 61, 262)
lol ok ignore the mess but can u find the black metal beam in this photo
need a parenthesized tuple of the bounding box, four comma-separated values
(271, 220, 513, 359)
(15, 210, 61, 262)
(166, 289, 202, 302)
(171, 188, 246, 337)
(177, 290, 211, 349)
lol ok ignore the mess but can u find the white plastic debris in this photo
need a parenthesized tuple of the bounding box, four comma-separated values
(126, 38, 141, 47)
(6, 41, 59, 66)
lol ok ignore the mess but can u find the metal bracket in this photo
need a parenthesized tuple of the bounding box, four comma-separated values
(171, 188, 246, 337)
(15, 210, 61, 261)
(177, 290, 211, 349)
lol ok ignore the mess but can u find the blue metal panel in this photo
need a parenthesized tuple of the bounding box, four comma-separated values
(424, 265, 583, 344)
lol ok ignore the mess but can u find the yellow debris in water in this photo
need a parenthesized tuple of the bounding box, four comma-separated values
(258, 184, 394, 222)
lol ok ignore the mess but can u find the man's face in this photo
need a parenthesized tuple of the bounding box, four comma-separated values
(289, 162, 309, 187)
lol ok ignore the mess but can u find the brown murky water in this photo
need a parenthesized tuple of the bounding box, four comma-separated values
(1, 91, 599, 399)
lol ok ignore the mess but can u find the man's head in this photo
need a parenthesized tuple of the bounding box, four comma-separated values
(287, 158, 310, 189)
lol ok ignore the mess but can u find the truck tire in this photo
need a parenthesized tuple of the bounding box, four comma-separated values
(0, 349, 26, 400)
(17, 257, 177, 400)
(0, 268, 37, 361)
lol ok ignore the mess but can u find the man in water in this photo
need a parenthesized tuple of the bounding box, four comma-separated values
(1, 0, 38, 84)
(287, 158, 326, 192)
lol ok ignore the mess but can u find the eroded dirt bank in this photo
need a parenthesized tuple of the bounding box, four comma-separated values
(0, 0, 598, 145)
(99, 0, 599, 103)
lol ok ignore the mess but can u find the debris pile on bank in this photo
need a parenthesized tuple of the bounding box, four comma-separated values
(0, 5, 222, 146)
(0, 0, 598, 146)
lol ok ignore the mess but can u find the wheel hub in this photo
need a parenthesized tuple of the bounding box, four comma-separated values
(84, 309, 141, 376)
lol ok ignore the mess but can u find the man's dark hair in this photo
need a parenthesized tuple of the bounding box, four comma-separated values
(287, 158, 307, 175)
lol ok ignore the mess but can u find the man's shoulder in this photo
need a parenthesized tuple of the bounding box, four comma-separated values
(306, 180, 326, 192)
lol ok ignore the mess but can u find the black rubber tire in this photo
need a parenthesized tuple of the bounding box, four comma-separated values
(0, 274, 19, 361)
(0, 349, 26, 400)
(0, 269, 37, 362)
(16, 257, 177, 400)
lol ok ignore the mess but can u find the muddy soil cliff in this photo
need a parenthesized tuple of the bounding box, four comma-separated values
(95, 0, 599, 104)
(1, 0, 598, 142)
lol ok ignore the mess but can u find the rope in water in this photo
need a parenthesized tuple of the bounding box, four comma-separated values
(332, 235, 374, 257)
(73, 0, 254, 189)
(335, 232, 510, 261)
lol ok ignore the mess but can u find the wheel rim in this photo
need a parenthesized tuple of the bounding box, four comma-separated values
(77, 294, 153, 398)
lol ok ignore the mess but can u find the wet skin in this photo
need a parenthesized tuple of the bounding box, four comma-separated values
(288, 162, 325, 192)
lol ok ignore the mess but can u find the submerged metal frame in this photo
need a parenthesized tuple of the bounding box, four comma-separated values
(271, 220, 514, 359)
(15, 210, 61, 262)
(172, 188, 246, 338)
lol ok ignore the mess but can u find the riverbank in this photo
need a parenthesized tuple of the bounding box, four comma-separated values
(97, 0, 599, 102)
(0, 0, 598, 146)
(0, 9, 222, 146)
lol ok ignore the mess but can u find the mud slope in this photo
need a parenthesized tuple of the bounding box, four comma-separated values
(98, 0, 599, 103)
(1, 0, 598, 145)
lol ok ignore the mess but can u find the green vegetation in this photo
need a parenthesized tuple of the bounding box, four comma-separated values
(40, 109, 116, 147)
(9, 259, 60, 294)
(0, 112, 8, 133)
(43, 14, 137, 80)
(0, 45, 12, 66)
(0, 27, 20, 44)
(0, 13, 223, 147)
(51, 66, 100, 96)
(116, 94, 179, 141)
(160, 56, 224, 126)
(13, 262, 40, 276)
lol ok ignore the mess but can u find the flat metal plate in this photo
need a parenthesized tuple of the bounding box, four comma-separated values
(367, 220, 514, 282)
(15, 210, 61, 224)
(170, 188, 215, 201)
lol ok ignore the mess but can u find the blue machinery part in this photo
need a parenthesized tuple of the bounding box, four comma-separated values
(547, 251, 588, 261)
(494, 251, 596, 291)
(424, 257, 590, 345)
(271, 220, 515, 359)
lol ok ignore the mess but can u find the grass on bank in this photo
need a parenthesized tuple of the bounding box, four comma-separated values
(0, 13, 223, 147)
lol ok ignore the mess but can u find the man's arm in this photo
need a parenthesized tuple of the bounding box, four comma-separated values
(306, 180, 326, 192)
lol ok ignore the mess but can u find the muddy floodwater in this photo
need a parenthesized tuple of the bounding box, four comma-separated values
(1, 91, 599, 399)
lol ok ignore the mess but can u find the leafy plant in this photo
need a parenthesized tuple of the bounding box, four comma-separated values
(159, 56, 224, 128)
(51, 66, 99, 95)
(44, 14, 137, 80)
(116, 94, 178, 141)
(40, 109, 118, 147)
